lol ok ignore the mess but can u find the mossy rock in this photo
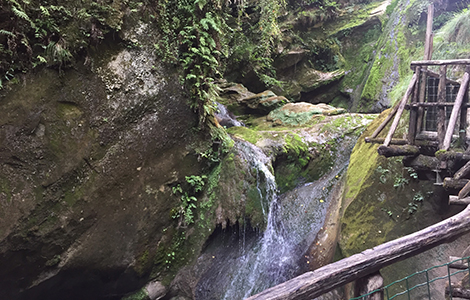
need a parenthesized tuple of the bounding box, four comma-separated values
(267, 102, 345, 126)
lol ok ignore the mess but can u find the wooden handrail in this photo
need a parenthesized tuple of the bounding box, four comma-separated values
(246, 206, 470, 300)
(411, 59, 470, 66)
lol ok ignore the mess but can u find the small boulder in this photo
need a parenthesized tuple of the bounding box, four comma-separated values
(241, 90, 289, 115)
(267, 102, 346, 126)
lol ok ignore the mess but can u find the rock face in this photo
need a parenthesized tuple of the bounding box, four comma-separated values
(0, 26, 207, 299)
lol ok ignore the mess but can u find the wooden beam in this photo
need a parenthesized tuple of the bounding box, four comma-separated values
(411, 59, 470, 66)
(437, 65, 447, 149)
(449, 195, 470, 205)
(378, 145, 420, 157)
(419, 68, 460, 85)
(246, 206, 470, 300)
(443, 177, 469, 190)
(445, 286, 470, 299)
(443, 71, 470, 150)
(383, 73, 418, 147)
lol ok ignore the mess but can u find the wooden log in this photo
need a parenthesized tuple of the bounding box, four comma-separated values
(445, 286, 470, 299)
(449, 195, 470, 205)
(246, 206, 470, 300)
(383, 73, 418, 147)
(411, 59, 470, 66)
(377, 145, 420, 157)
(443, 71, 470, 150)
(454, 160, 470, 180)
(443, 177, 469, 190)
(436, 151, 470, 162)
(449, 256, 469, 269)
(437, 65, 447, 149)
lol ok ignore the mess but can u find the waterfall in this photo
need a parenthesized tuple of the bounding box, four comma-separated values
(195, 136, 356, 300)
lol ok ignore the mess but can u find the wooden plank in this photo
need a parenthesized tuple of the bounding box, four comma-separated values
(445, 286, 470, 299)
(449, 195, 470, 205)
(383, 73, 418, 147)
(443, 72, 470, 150)
(377, 145, 420, 157)
(437, 65, 447, 149)
(246, 206, 470, 300)
(411, 59, 470, 66)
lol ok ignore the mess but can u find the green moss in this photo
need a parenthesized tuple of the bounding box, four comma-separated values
(344, 112, 388, 201)
(0, 178, 12, 203)
(226, 126, 263, 145)
(121, 288, 148, 300)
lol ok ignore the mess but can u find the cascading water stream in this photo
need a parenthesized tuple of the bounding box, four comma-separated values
(196, 136, 357, 300)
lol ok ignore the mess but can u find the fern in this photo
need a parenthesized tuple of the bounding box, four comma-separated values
(0, 30, 15, 37)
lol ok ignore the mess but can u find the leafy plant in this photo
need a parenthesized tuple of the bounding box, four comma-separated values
(376, 166, 390, 184)
(393, 176, 409, 188)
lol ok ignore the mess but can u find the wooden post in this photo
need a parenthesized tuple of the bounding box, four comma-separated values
(437, 65, 447, 149)
(416, 4, 434, 133)
(383, 73, 418, 147)
(408, 67, 421, 144)
(246, 206, 470, 300)
(460, 87, 468, 148)
(424, 4, 434, 61)
(442, 71, 470, 150)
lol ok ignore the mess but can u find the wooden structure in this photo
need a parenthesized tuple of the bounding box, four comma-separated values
(246, 5, 470, 300)
(366, 3, 470, 192)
